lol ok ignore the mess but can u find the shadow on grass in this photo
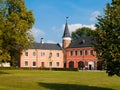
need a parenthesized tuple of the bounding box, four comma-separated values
(38, 82, 114, 90)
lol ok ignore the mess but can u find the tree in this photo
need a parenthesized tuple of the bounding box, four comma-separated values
(71, 27, 95, 41)
(0, 1, 11, 62)
(0, 0, 35, 66)
(94, 0, 120, 76)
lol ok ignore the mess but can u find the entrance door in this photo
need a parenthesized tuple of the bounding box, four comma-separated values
(89, 65, 92, 70)
(41, 62, 44, 68)
(88, 61, 94, 70)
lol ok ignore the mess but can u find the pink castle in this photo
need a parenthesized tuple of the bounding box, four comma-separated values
(20, 18, 101, 70)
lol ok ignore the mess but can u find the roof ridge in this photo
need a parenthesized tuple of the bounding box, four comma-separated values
(30, 42, 62, 50)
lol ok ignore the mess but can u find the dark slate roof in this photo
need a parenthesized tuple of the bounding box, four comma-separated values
(68, 37, 95, 48)
(62, 22, 71, 38)
(29, 43, 62, 50)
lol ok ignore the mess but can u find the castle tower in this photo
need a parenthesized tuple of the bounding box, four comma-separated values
(62, 17, 71, 49)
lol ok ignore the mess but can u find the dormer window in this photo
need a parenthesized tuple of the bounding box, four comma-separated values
(79, 39, 85, 44)
(82, 39, 85, 43)
(81, 39, 85, 44)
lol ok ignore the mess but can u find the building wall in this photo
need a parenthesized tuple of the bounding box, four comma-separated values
(20, 47, 98, 69)
(20, 49, 64, 68)
(0, 62, 10, 67)
(62, 38, 71, 49)
(65, 47, 98, 70)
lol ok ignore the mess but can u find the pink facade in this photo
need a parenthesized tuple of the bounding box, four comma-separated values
(20, 19, 99, 70)
(20, 49, 64, 68)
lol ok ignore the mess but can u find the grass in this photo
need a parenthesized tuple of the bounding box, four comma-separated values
(0, 70, 120, 90)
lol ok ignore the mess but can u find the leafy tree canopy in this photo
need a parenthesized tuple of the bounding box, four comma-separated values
(71, 27, 96, 41)
(0, 0, 35, 66)
(94, 0, 120, 76)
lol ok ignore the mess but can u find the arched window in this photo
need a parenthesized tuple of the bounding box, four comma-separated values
(69, 61, 74, 68)
(78, 61, 84, 70)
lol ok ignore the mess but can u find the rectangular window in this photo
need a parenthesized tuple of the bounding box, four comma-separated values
(25, 52, 28, 56)
(33, 61, 36, 66)
(41, 52, 45, 56)
(70, 51, 73, 56)
(49, 62, 52, 66)
(25, 61, 28, 66)
(75, 51, 77, 56)
(85, 50, 88, 56)
(90, 50, 94, 56)
(49, 52, 52, 58)
(43, 52, 45, 56)
(56, 53, 59, 57)
(33, 52, 36, 56)
(80, 50, 82, 56)
(56, 62, 59, 67)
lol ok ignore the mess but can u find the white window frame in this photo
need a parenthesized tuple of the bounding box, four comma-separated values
(56, 62, 59, 67)
(24, 61, 28, 66)
(56, 53, 59, 57)
(32, 61, 36, 66)
(25, 52, 28, 56)
(33, 52, 36, 56)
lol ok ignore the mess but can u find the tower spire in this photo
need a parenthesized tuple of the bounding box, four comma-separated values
(66, 17, 68, 23)
(62, 17, 70, 38)
(62, 17, 71, 49)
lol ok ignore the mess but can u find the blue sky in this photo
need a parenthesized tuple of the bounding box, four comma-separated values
(25, 0, 111, 44)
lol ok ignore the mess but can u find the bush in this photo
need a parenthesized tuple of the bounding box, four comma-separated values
(0, 67, 78, 71)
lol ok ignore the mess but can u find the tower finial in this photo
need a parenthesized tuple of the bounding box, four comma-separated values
(66, 17, 69, 23)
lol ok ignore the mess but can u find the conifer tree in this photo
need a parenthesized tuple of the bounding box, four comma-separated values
(94, 0, 120, 76)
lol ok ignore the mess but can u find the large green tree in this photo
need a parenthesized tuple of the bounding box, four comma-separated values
(0, 0, 11, 62)
(72, 27, 95, 41)
(94, 0, 120, 76)
(0, 0, 35, 66)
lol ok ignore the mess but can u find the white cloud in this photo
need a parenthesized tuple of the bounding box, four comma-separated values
(63, 24, 96, 33)
(31, 27, 45, 40)
(90, 11, 100, 21)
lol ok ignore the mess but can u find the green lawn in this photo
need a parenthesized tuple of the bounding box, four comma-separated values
(0, 70, 120, 90)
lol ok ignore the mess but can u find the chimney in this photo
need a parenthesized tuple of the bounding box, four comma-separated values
(40, 38, 44, 44)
